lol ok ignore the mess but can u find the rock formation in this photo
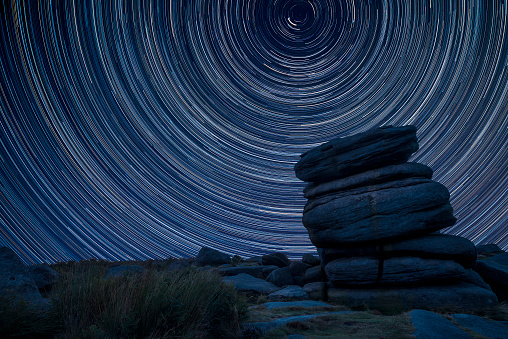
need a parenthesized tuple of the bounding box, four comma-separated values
(294, 125, 498, 310)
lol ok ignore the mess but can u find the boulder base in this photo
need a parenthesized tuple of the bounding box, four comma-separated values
(327, 282, 498, 313)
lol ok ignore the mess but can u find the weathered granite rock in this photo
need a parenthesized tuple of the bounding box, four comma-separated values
(303, 282, 327, 301)
(463, 269, 492, 291)
(477, 244, 504, 256)
(0, 247, 43, 303)
(410, 309, 473, 339)
(304, 162, 433, 199)
(303, 179, 456, 246)
(260, 252, 290, 268)
(452, 313, 508, 339)
(301, 253, 320, 266)
(263, 300, 331, 309)
(28, 264, 60, 292)
(289, 261, 311, 277)
(104, 265, 144, 279)
(195, 247, 231, 266)
(223, 273, 280, 294)
(295, 125, 419, 183)
(490, 252, 508, 266)
(219, 265, 276, 279)
(266, 267, 294, 287)
(262, 265, 279, 278)
(267, 285, 309, 301)
(318, 234, 476, 267)
(325, 257, 467, 286)
(303, 265, 326, 284)
(327, 282, 498, 313)
(475, 260, 508, 301)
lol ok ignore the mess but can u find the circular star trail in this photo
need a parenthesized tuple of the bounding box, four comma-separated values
(1, 0, 507, 264)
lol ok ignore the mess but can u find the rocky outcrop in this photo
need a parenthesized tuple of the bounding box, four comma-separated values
(294, 126, 497, 310)
(28, 264, 60, 293)
(195, 247, 231, 266)
(260, 252, 291, 268)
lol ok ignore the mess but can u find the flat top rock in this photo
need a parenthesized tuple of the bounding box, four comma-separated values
(222, 273, 280, 294)
(267, 285, 309, 300)
(452, 314, 508, 339)
(263, 300, 332, 309)
(410, 309, 473, 339)
(295, 125, 419, 183)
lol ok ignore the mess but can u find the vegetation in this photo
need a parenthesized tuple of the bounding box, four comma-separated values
(2, 259, 247, 338)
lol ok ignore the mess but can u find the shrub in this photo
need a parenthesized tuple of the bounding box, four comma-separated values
(51, 262, 247, 338)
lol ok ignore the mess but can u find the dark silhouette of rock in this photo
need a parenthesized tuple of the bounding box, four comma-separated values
(0, 247, 43, 303)
(295, 125, 419, 183)
(104, 265, 144, 279)
(219, 265, 276, 279)
(303, 265, 325, 284)
(266, 267, 294, 287)
(318, 234, 476, 267)
(462, 269, 492, 291)
(260, 252, 290, 268)
(262, 265, 279, 278)
(28, 264, 60, 293)
(223, 273, 280, 294)
(267, 285, 309, 301)
(289, 261, 311, 277)
(195, 247, 231, 266)
(490, 252, 508, 266)
(325, 257, 467, 286)
(451, 313, 508, 339)
(301, 253, 320, 266)
(475, 260, 508, 301)
(327, 282, 498, 313)
(303, 179, 456, 246)
(410, 309, 473, 339)
(303, 282, 327, 301)
(477, 244, 504, 256)
(303, 162, 433, 199)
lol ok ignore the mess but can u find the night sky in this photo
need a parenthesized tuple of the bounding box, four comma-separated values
(1, 1, 507, 265)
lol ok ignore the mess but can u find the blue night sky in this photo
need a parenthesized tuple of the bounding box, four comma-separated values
(0, 0, 507, 265)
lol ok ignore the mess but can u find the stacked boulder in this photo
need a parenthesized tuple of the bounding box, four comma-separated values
(294, 125, 498, 310)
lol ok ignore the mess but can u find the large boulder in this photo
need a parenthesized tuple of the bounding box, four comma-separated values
(28, 264, 60, 292)
(303, 265, 326, 284)
(303, 162, 433, 199)
(195, 247, 231, 266)
(289, 261, 311, 277)
(327, 282, 498, 313)
(0, 247, 43, 303)
(476, 244, 504, 256)
(266, 267, 294, 287)
(475, 260, 508, 301)
(325, 257, 467, 286)
(303, 179, 456, 246)
(260, 252, 290, 268)
(318, 234, 476, 267)
(222, 273, 280, 294)
(294, 125, 419, 183)
(451, 313, 508, 339)
(303, 282, 327, 301)
(219, 265, 276, 279)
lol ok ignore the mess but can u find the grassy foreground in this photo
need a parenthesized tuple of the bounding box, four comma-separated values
(1, 259, 247, 338)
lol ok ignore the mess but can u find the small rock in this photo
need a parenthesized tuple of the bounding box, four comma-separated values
(477, 244, 504, 256)
(302, 254, 320, 266)
(268, 285, 309, 301)
(104, 265, 144, 279)
(263, 300, 331, 309)
(303, 266, 325, 284)
(289, 261, 311, 277)
(266, 267, 294, 287)
(222, 273, 280, 294)
(220, 265, 272, 279)
(410, 309, 472, 339)
(452, 313, 508, 339)
(195, 247, 231, 266)
(260, 252, 290, 268)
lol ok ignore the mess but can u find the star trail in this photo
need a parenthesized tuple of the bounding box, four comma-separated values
(0, 0, 507, 265)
